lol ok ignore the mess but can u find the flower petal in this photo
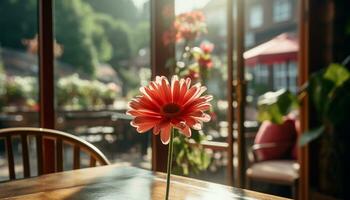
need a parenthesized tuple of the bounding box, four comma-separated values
(160, 125, 171, 144)
(180, 126, 191, 137)
(126, 75, 212, 145)
(136, 123, 155, 133)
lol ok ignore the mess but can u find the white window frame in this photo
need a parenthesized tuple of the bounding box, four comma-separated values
(249, 4, 263, 29)
(273, 0, 291, 23)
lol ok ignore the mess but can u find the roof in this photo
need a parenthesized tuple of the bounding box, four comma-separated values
(244, 33, 298, 66)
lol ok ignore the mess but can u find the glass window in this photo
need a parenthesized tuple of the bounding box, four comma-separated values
(288, 62, 298, 93)
(249, 4, 263, 29)
(174, 0, 228, 184)
(0, 0, 39, 181)
(274, 63, 288, 90)
(273, 0, 291, 22)
(259, 65, 269, 85)
(54, 0, 151, 169)
(245, 32, 255, 47)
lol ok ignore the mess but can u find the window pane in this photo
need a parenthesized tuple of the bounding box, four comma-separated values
(174, 0, 228, 184)
(244, 0, 299, 198)
(54, 0, 151, 169)
(249, 4, 263, 28)
(273, 0, 292, 22)
(0, 0, 39, 181)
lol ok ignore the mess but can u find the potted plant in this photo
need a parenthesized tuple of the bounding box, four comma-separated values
(5, 76, 37, 110)
(101, 82, 120, 106)
(255, 89, 299, 161)
(57, 74, 94, 110)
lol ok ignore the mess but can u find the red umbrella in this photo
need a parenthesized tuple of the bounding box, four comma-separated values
(244, 33, 298, 66)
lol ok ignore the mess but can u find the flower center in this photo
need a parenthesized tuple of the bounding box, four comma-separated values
(162, 103, 181, 117)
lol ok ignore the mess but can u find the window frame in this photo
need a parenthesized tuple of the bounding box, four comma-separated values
(35, 0, 241, 186)
(273, 0, 292, 23)
(249, 4, 263, 29)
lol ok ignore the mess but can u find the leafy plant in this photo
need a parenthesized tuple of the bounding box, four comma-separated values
(163, 10, 215, 175)
(172, 129, 211, 175)
(257, 63, 350, 146)
(5, 76, 37, 106)
(56, 74, 120, 110)
(300, 64, 350, 145)
(257, 89, 299, 124)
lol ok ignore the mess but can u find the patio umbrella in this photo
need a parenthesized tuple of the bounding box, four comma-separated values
(244, 33, 298, 66)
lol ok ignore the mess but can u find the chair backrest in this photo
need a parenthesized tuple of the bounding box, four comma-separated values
(0, 127, 110, 181)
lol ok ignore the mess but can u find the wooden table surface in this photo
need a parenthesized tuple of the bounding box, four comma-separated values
(0, 164, 290, 200)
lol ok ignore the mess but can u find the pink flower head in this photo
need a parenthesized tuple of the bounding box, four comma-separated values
(200, 42, 214, 54)
(127, 76, 212, 144)
(170, 11, 207, 43)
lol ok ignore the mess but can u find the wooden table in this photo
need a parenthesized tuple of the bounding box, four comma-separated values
(0, 164, 289, 200)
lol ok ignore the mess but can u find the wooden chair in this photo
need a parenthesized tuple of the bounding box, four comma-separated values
(0, 127, 110, 181)
(246, 142, 299, 198)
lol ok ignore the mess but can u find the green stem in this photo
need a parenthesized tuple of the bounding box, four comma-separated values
(165, 128, 174, 200)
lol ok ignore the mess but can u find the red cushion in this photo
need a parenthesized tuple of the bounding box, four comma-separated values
(254, 118, 297, 161)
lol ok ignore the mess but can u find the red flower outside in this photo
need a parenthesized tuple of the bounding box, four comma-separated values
(127, 76, 212, 144)
(200, 42, 214, 54)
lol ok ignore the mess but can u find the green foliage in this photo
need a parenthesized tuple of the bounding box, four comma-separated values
(56, 74, 120, 110)
(257, 89, 299, 124)
(257, 64, 350, 145)
(0, 0, 144, 81)
(84, 0, 138, 24)
(91, 14, 113, 62)
(166, 11, 214, 175)
(299, 126, 325, 146)
(172, 130, 211, 175)
(132, 22, 150, 55)
(308, 64, 350, 125)
(0, 0, 37, 50)
(55, 0, 100, 77)
(302, 64, 350, 146)
(93, 15, 134, 92)
(5, 76, 38, 106)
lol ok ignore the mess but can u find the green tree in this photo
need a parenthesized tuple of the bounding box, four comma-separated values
(0, 0, 108, 77)
(94, 15, 136, 94)
(132, 22, 150, 55)
(0, 0, 37, 50)
(84, 0, 138, 24)
(91, 15, 113, 62)
(55, 0, 100, 77)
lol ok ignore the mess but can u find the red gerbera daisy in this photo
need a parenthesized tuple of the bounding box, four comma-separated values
(127, 76, 212, 144)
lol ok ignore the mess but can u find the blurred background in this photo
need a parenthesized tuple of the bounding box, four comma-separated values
(1, 1, 348, 199)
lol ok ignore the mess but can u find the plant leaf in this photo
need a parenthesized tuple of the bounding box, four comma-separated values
(257, 89, 299, 124)
(327, 79, 350, 126)
(323, 63, 350, 86)
(308, 71, 334, 117)
(299, 126, 325, 146)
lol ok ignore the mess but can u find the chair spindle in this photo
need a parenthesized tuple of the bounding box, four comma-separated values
(73, 145, 80, 169)
(5, 135, 15, 180)
(21, 134, 30, 178)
